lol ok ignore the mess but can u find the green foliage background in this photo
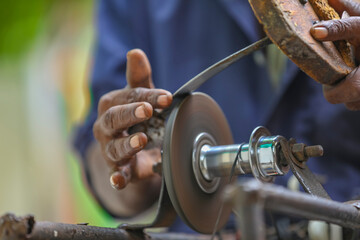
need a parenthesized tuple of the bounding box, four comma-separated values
(0, 0, 122, 228)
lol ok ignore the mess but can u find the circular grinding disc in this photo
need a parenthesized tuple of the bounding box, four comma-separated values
(162, 92, 234, 234)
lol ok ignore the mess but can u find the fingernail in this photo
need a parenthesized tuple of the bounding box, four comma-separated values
(110, 174, 117, 186)
(157, 95, 169, 106)
(110, 173, 122, 190)
(135, 105, 146, 118)
(130, 135, 140, 148)
(110, 172, 126, 190)
(312, 27, 328, 39)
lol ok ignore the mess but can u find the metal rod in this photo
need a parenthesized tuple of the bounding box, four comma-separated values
(0, 213, 212, 240)
(200, 143, 248, 180)
(235, 196, 266, 240)
(226, 180, 360, 240)
(198, 129, 287, 181)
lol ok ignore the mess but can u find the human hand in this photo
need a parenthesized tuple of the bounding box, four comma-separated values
(93, 49, 172, 190)
(310, 0, 360, 110)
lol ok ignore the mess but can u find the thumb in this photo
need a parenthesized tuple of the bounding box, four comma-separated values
(311, 17, 360, 60)
(126, 49, 154, 89)
(311, 17, 360, 45)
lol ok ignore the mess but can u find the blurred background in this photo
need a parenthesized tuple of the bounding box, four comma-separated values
(0, 0, 117, 227)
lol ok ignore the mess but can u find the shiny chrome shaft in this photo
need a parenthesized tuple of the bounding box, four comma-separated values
(199, 144, 249, 180)
(199, 135, 287, 181)
(193, 127, 289, 187)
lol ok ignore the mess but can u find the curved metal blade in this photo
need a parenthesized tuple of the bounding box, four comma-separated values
(160, 37, 271, 118)
(174, 36, 271, 98)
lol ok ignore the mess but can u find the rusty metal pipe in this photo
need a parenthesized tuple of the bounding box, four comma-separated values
(226, 180, 360, 240)
(0, 213, 212, 240)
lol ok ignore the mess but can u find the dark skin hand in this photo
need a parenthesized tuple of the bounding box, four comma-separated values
(93, 1, 359, 194)
(93, 49, 173, 190)
(310, 0, 360, 110)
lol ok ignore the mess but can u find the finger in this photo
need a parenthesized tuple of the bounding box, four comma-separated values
(109, 148, 161, 190)
(311, 17, 360, 46)
(126, 49, 154, 89)
(105, 133, 148, 165)
(98, 88, 172, 115)
(328, 0, 360, 16)
(100, 102, 153, 134)
(110, 166, 132, 190)
(323, 67, 360, 104)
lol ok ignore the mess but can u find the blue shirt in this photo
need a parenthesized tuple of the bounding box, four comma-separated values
(74, 0, 360, 233)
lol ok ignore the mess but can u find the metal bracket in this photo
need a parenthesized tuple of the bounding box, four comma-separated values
(280, 139, 330, 199)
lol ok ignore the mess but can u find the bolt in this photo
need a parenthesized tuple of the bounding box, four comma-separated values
(304, 145, 323, 158)
(152, 162, 162, 175)
(291, 144, 323, 162)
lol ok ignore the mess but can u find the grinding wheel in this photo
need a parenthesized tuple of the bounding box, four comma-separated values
(249, 0, 355, 85)
(162, 92, 234, 234)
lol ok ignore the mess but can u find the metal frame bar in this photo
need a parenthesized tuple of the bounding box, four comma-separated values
(0, 213, 213, 240)
(227, 179, 360, 240)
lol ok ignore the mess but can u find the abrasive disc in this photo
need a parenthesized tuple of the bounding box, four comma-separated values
(162, 92, 234, 234)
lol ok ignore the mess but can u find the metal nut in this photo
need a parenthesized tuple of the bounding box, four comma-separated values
(152, 162, 162, 175)
(292, 143, 307, 162)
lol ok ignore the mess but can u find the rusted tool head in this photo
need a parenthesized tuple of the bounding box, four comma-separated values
(249, 0, 355, 85)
